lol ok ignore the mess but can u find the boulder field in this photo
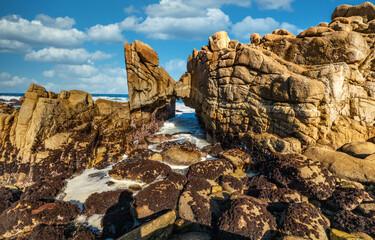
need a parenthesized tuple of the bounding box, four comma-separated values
(1, 1, 375, 240)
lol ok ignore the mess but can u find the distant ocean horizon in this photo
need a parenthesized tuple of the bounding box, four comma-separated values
(0, 93, 130, 105)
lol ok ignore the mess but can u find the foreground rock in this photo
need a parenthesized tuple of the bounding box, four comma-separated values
(280, 203, 330, 240)
(161, 141, 202, 165)
(216, 195, 277, 240)
(304, 147, 375, 183)
(176, 2, 375, 152)
(257, 154, 336, 200)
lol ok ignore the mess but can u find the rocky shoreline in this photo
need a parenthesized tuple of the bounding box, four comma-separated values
(1, 2, 375, 240)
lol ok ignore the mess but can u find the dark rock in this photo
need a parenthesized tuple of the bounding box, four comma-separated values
(70, 227, 97, 240)
(109, 159, 172, 182)
(133, 180, 181, 219)
(83, 189, 133, 217)
(27, 224, 66, 240)
(0, 187, 21, 215)
(323, 187, 366, 211)
(167, 171, 187, 190)
(219, 175, 243, 193)
(332, 210, 375, 237)
(178, 178, 215, 226)
(258, 188, 305, 204)
(186, 159, 233, 181)
(125, 148, 154, 164)
(21, 175, 65, 202)
(101, 191, 134, 239)
(201, 143, 224, 157)
(219, 149, 252, 169)
(216, 195, 277, 240)
(280, 203, 330, 240)
(0, 200, 80, 238)
(257, 154, 336, 200)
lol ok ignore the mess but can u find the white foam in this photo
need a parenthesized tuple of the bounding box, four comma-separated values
(175, 102, 195, 114)
(58, 161, 144, 204)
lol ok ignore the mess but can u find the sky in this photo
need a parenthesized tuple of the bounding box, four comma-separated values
(0, 0, 371, 94)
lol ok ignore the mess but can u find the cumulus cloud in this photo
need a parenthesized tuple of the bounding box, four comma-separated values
(165, 58, 186, 80)
(35, 14, 76, 29)
(0, 72, 37, 92)
(254, 0, 294, 11)
(124, 5, 139, 14)
(231, 16, 300, 40)
(145, 0, 251, 18)
(123, 8, 231, 40)
(0, 39, 32, 54)
(87, 23, 125, 44)
(0, 15, 86, 48)
(42, 65, 127, 93)
(24, 47, 114, 64)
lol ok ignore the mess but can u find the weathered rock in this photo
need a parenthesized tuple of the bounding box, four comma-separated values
(133, 180, 181, 219)
(219, 175, 243, 193)
(83, 189, 133, 216)
(219, 149, 252, 169)
(258, 187, 306, 205)
(323, 187, 366, 211)
(178, 178, 215, 226)
(304, 147, 375, 183)
(186, 159, 234, 181)
(27, 224, 66, 240)
(109, 159, 172, 183)
(0, 200, 80, 239)
(161, 141, 202, 165)
(166, 171, 187, 190)
(341, 141, 375, 158)
(332, 210, 375, 237)
(0, 186, 20, 215)
(125, 40, 175, 111)
(169, 231, 212, 240)
(357, 202, 375, 218)
(330, 228, 373, 240)
(257, 154, 336, 200)
(176, 2, 375, 152)
(201, 142, 224, 157)
(117, 210, 176, 240)
(21, 175, 65, 202)
(71, 227, 97, 240)
(280, 203, 330, 240)
(216, 195, 277, 240)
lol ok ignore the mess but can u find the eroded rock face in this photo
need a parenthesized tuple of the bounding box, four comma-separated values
(176, 1, 375, 152)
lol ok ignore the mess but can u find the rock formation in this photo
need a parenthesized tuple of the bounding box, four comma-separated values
(0, 40, 175, 188)
(176, 2, 375, 153)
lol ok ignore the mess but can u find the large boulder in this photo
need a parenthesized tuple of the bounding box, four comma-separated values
(280, 203, 330, 240)
(216, 195, 277, 240)
(186, 159, 234, 181)
(133, 180, 181, 219)
(304, 147, 375, 183)
(109, 159, 172, 183)
(161, 141, 202, 165)
(257, 154, 336, 200)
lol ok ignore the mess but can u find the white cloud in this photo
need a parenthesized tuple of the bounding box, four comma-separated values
(124, 5, 139, 14)
(123, 8, 231, 40)
(42, 65, 127, 94)
(145, 0, 251, 18)
(165, 58, 186, 80)
(0, 15, 86, 49)
(0, 39, 32, 54)
(0, 72, 37, 91)
(24, 47, 114, 64)
(87, 23, 125, 44)
(254, 0, 294, 11)
(231, 16, 300, 40)
(35, 14, 76, 29)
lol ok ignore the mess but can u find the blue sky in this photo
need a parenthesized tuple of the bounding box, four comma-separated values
(0, 0, 370, 94)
